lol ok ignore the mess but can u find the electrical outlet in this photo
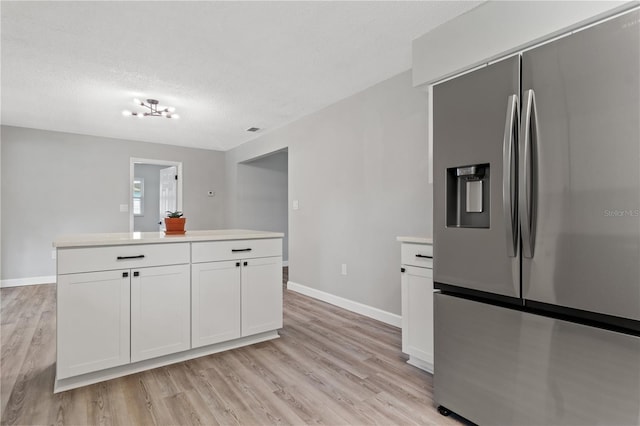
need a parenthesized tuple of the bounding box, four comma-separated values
(293, 200, 299, 210)
(341, 264, 347, 275)
(51, 250, 57, 260)
(119, 204, 129, 212)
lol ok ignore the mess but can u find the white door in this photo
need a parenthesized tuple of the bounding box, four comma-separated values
(57, 270, 130, 379)
(192, 260, 242, 348)
(159, 166, 177, 231)
(131, 264, 190, 362)
(241, 256, 283, 336)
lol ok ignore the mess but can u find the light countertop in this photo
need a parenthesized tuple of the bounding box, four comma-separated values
(54, 229, 284, 248)
(396, 236, 433, 245)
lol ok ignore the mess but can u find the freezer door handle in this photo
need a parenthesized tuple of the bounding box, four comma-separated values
(519, 89, 538, 258)
(502, 94, 519, 257)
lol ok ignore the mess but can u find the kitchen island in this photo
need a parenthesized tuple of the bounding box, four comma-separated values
(53, 229, 283, 392)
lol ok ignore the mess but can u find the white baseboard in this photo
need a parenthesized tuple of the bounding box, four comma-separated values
(287, 281, 401, 327)
(282, 260, 289, 267)
(1, 275, 56, 288)
(407, 355, 434, 374)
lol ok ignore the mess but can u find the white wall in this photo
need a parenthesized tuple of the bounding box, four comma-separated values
(235, 151, 289, 262)
(225, 70, 430, 317)
(1, 125, 226, 282)
(133, 164, 166, 232)
(412, 1, 632, 86)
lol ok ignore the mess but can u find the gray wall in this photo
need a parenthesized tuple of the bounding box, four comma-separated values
(1, 125, 226, 280)
(0, 135, 2, 282)
(226, 70, 430, 316)
(236, 151, 288, 262)
(133, 164, 166, 232)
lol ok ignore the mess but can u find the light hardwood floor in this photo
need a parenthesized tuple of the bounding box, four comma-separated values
(1, 269, 464, 425)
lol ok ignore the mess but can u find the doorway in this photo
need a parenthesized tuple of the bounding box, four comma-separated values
(237, 149, 288, 264)
(130, 158, 183, 233)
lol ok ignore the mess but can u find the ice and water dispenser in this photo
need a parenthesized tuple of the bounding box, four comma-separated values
(446, 164, 490, 228)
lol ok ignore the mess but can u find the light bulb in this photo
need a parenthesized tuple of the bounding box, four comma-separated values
(122, 110, 132, 116)
(137, 112, 144, 118)
(161, 111, 167, 116)
(170, 114, 180, 119)
(167, 106, 176, 113)
(133, 98, 142, 106)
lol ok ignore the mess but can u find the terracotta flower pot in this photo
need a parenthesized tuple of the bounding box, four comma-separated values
(164, 217, 186, 235)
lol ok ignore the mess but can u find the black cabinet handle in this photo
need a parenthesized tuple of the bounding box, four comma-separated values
(401, 267, 406, 273)
(236, 262, 240, 267)
(415, 254, 433, 259)
(117, 255, 145, 260)
(133, 271, 140, 277)
(243, 261, 248, 266)
(122, 272, 129, 278)
(232, 248, 252, 253)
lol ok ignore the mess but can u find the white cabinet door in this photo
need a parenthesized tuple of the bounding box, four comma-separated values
(401, 265, 434, 365)
(57, 270, 130, 379)
(241, 256, 283, 336)
(191, 260, 241, 348)
(131, 264, 190, 362)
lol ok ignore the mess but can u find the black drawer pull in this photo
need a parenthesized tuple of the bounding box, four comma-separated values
(236, 262, 241, 267)
(401, 267, 406, 273)
(133, 271, 140, 277)
(243, 261, 248, 267)
(117, 255, 145, 260)
(232, 248, 252, 252)
(415, 254, 432, 259)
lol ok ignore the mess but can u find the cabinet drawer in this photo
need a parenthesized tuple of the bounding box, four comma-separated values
(58, 243, 190, 274)
(192, 238, 281, 263)
(401, 243, 433, 268)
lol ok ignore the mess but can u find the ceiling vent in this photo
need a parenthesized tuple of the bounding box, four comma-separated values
(246, 127, 260, 132)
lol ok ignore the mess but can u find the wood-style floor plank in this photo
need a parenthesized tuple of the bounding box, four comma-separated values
(1, 268, 465, 425)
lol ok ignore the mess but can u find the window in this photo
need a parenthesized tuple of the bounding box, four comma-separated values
(133, 178, 144, 216)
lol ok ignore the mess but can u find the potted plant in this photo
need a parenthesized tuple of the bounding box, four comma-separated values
(164, 211, 186, 235)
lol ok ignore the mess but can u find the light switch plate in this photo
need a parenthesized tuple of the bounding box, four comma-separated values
(293, 200, 299, 210)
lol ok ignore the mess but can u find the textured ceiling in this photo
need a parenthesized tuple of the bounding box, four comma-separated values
(1, 1, 482, 151)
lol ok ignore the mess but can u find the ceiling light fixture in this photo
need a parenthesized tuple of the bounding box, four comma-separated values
(122, 98, 179, 119)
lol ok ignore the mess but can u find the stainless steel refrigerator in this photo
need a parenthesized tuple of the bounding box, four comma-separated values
(432, 8, 640, 425)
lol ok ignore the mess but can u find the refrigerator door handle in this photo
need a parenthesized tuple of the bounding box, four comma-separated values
(520, 89, 538, 258)
(502, 94, 519, 257)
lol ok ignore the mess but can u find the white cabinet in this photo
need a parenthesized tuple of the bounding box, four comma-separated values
(131, 264, 191, 362)
(57, 270, 130, 379)
(58, 262, 190, 371)
(241, 256, 283, 336)
(55, 234, 283, 392)
(400, 241, 434, 373)
(191, 260, 242, 348)
(191, 239, 283, 348)
(57, 243, 191, 372)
